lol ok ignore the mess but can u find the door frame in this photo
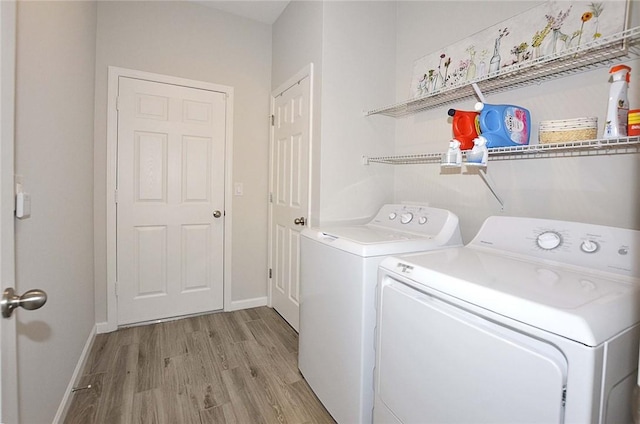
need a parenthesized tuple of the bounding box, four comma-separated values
(267, 63, 314, 308)
(104, 66, 234, 332)
(0, 0, 18, 421)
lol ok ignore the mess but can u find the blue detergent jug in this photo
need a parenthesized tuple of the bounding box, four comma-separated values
(474, 102, 531, 147)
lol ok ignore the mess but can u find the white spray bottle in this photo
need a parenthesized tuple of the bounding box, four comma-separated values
(603, 64, 631, 138)
(441, 139, 462, 168)
(466, 136, 488, 166)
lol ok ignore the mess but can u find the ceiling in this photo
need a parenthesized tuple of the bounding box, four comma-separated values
(195, 0, 291, 25)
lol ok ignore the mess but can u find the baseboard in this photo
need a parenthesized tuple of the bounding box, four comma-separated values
(96, 320, 117, 334)
(52, 324, 97, 424)
(96, 298, 269, 331)
(226, 296, 268, 312)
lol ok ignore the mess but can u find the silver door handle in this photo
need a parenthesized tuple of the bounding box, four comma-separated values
(1, 287, 47, 318)
(213, 210, 222, 218)
(294, 217, 306, 226)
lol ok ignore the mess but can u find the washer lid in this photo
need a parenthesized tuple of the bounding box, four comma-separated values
(300, 204, 463, 257)
(318, 225, 429, 243)
(301, 225, 459, 257)
(381, 248, 640, 346)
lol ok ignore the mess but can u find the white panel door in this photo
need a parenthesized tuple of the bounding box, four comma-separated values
(269, 74, 311, 331)
(117, 77, 226, 325)
(0, 1, 18, 421)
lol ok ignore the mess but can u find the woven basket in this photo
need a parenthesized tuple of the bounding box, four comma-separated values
(539, 117, 598, 144)
(539, 127, 598, 143)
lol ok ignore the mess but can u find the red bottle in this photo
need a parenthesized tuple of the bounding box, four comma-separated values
(448, 109, 480, 150)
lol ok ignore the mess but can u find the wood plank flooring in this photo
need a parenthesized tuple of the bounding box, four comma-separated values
(64, 307, 336, 424)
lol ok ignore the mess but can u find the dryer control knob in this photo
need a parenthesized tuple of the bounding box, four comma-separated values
(418, 216, 428, 225)
(537, 231, 562, 250)
(400, 212, 413, 224)
(580, 240, 599, 253)
(388, 212, 397, 220)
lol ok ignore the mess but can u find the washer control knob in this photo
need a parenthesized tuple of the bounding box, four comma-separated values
(580, 240, 599, 253)
(418, 216, 428, 225)
(388, 212, 397, 220)
(537, 231, 562, 250)
(400, 212, 413, 224)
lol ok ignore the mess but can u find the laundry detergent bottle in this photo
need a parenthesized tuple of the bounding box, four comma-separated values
(447, 108, 480, 150)
(603, 64, 631, 138)
(474, 102, 531, 147)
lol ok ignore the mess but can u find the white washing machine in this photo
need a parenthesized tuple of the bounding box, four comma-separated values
(299, 204, 462, 424)
(374, 216, 640, 424)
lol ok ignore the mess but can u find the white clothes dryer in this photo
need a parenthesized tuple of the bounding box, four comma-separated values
(299, 204, 462, 424)
(374, 216, 640, 424)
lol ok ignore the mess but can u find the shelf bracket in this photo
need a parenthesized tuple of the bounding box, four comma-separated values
(471, 83, 486, 103)
(477, 168, 504, 210)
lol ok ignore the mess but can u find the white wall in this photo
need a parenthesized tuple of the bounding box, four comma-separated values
(273, 1, 397, 226)
(93, 1, 273, 319)
(14, 2, 97, 422)
(272, 0, 324, 89)
(272, 0, 325, 225)
(319, 1, 397, 223)
(392, 1, 640, 242)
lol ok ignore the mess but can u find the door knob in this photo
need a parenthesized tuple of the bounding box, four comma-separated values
(213, 210, 222, 218)
(294, 217, 306, 226)
(1, 287, 47, 318)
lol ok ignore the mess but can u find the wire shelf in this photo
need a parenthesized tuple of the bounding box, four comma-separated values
(365, 136, 640, 165)
(366, 26, 640, 118)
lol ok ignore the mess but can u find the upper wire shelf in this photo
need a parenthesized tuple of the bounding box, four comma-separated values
(366, 26, 640, 118)
(365, 136, 640, 165)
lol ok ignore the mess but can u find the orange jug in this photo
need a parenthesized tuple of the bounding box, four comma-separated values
(448, 109, 480, 150)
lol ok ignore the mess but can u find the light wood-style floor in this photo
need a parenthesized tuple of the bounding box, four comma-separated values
(64, 307, 336, 424)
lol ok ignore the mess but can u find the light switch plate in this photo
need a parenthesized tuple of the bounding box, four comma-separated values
(16, 192, 31, 219)
(234, 182, 243, 196)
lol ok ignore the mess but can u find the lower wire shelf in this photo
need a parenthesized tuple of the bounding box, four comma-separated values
(364, 136, 640, 165)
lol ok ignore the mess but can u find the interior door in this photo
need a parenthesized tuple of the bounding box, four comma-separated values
(0, 1, 18, 421)
(116, 76, 226, 325)
(269, 69, 312, 332)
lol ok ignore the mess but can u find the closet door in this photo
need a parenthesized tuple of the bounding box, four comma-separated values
(116, 76, 226, 325)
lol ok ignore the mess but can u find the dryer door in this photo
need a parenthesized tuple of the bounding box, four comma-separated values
(375, 279, 568, 424)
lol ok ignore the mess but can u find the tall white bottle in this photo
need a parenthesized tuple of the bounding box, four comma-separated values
(603, 64, 631, 138)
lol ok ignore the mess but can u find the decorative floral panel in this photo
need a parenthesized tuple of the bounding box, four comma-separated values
(410, 1, 629, 98)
